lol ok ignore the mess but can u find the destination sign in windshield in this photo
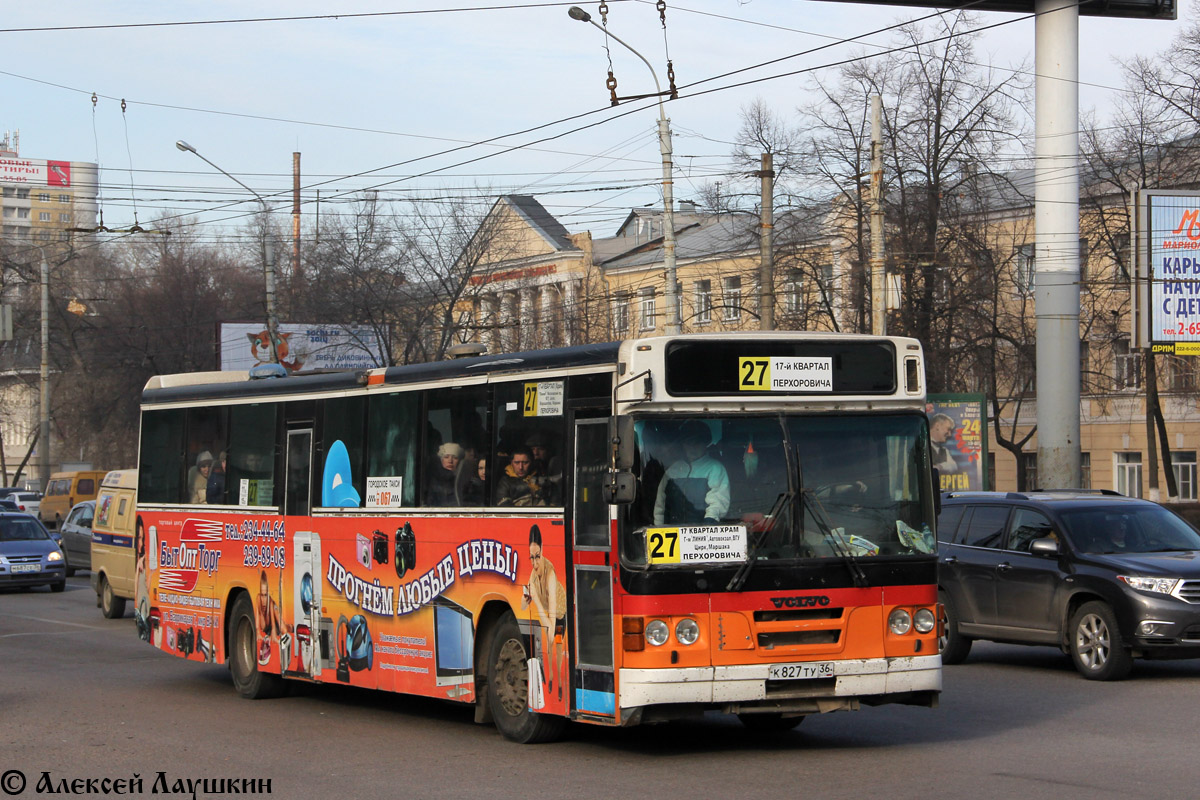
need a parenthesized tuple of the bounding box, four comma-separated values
(665, 340, 895, 396)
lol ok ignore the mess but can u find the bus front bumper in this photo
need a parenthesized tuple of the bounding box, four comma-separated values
(618, 654, 942, 709)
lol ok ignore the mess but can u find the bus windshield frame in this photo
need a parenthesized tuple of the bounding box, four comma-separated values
(620, 412, 936, 570)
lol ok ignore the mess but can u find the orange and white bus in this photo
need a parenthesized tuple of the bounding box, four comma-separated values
(135, 333, 941, 742)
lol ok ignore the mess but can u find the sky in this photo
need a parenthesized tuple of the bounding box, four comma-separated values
(0, 0, 1192, 244)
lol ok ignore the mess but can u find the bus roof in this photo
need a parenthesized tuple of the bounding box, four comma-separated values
(142, 342, 622, 405)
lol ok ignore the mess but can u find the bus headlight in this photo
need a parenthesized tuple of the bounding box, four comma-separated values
(645, 619, 670, 646)
(888, 609, 912, 635)
(675, 618, 700, 645)
(913, 608, 936, 634)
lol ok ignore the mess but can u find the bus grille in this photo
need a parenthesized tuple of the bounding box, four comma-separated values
(753, 608, 845, 651)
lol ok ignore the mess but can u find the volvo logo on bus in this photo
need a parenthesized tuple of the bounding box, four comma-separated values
(770, 595, 831, 609)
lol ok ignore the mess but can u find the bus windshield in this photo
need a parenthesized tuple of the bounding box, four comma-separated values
(624, 414, 935, 566)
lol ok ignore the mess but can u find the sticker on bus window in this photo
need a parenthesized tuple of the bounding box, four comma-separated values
(645, 525, 748, 565)
(738, 356, 833, 392)
(523, 381, 564, 417)
(365, 476, 404, 508)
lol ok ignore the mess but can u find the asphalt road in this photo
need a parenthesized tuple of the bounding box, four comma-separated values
(3, 575, 1200, 800)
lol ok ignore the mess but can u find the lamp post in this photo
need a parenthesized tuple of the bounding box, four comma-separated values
(175, 140, 280, 364)
(568, 6, 680, 335)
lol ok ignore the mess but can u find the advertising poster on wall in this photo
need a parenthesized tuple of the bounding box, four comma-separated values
(219, 322, 388, 374)
(1147, 192, 1200, 354)
(927, 394, 988, 492)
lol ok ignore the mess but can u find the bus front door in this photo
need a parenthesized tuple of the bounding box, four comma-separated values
(570, 418, 616, 720)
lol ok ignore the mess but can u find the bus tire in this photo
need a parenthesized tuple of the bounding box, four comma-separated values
(738, 713, 804, 732)
(100, 576, 126, 619)
(938, 590, 972, 665)
(228, 593, 286, 699)
(486, 612, 566, 744)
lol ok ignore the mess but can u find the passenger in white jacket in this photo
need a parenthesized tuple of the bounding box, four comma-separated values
(653, 421, 730, 525)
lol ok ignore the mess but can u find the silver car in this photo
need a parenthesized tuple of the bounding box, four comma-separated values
(59, 500, 96, 576)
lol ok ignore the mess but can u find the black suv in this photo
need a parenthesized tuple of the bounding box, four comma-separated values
(938, 490, 1200, 680)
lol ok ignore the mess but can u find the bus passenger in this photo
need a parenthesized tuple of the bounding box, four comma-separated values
(496, 447, 554, 506)
(426, 442, 465, 506)
(653, 421, 730, 525)
(189, 451, 214, 504)
(462, 455, 487, 506)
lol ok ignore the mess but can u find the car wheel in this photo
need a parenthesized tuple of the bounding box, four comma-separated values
(50, 580, 66, 593)
(738, 713, 805, 732)
(938, 590, 973, 665)
(1069, 601, 1132, 681)
(100, 575, 127, 619)
(228, 593, 286, 699)
(486, 611, 566, 744)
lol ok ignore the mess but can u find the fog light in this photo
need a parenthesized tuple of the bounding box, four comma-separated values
(675, 618, 700, 645)
(914, 608, 936, 634)
(888, 609, 912, 635)
(646, 619, 670, 646)
(1137, 620, 1173, 637)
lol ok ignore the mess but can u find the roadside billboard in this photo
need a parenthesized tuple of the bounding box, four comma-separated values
(1135, 190, 1200, 354)
(0, 158, 72, 186)
(927, 394, 989, 493)
(218, 322, 388, 374)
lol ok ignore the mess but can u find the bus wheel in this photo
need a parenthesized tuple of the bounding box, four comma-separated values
(100, 576, 126, 619)
(738, 713, 804, 732)
(486, 612, 566, 744)
(228, 594, 286, 699)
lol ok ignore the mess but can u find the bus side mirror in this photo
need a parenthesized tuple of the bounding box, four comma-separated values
(603, 471, 636, 504)
(609, 416, 635, 471)
(932, 468, 942, 516)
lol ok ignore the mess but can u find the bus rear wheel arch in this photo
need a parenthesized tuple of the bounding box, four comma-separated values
(227, 592, 287, 699)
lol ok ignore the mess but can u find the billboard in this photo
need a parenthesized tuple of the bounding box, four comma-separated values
(1135, 191, 1200, 353)
(0, 158, 72, 186)
(219, 322, 388, 374)
(927, 394, 989, 493)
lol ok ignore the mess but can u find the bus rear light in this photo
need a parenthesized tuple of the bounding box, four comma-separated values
(622, 617, 645, 651)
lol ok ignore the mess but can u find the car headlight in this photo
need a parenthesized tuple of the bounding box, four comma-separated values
(888, 608, 913, 635)
(46, 551, 63, 562)
(0, 555, 9, 567)
(1119, 575, 1179, 595)
(675, 618, 700, 645)
(645, 619, 670, 646)
(914, 608, 936, 634)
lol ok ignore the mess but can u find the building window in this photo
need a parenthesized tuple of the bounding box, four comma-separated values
(1021, 452, 1038, 491)
(16, 188, 29, 199)
(2, 207, 12, 218)
(1167, 355, 1198, 391)
(58, 194, 70, 203)
(58, 231, 70, 241)
(37, 193, 50, 202)
(16, 207, 29, 219)
(819, 263, 834, 291)
(1, 187, 13, 198)
(785, 269, 803, 315)
(1172, 451, 1197, 501)
(1016, 244, 1035, 292)
(38, 212, 50, 222)
(611, 294, 629, 335)
(58, 213, 71, 223)
(1079, 340, 1090, 385)
(1080, 452, 1091, 490)
(693, 280, 712, 324)
(1115, 452, 1142, 498)
(723, 277, 741, 321)
(639, 288, 656, 331)
(1113, 338, 1141, 390)
(34, 230, 49, 241)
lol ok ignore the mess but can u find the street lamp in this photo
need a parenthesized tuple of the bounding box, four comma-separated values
(175, 139, 281, 364)
(568, 6, 680, 335)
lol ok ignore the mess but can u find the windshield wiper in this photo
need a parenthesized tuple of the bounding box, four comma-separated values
(800, 489, 869, 588)
(726, 489, 792, 592)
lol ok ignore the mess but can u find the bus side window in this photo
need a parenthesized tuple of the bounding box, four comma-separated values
(367, 391, 420, 508)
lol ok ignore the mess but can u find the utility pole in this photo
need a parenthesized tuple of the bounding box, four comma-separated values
(292, 152, 302, 294)
(39, 255, 50, 489)
(869, 95, 886, 336)
(758, 152, 775, 331)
